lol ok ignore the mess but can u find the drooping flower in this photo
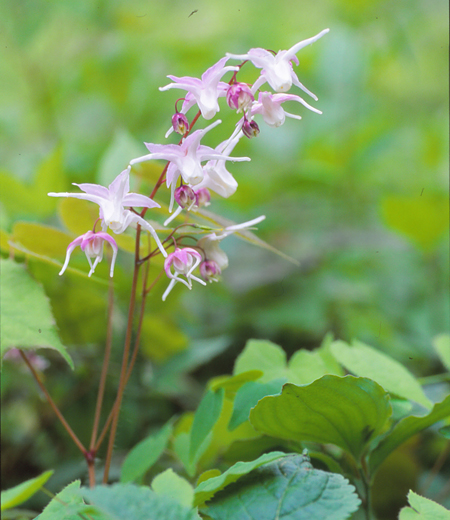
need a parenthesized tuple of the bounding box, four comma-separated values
(48, 167, 167, 257)
(129, 120, 249, 211)
(172, 112, 190, 135)
(250, 91, 322, 128)
(242, 118, 260, 139)
(59, 230, 118, 277)
(226, 83, 254, 112)
(197, 215, 266, 273)
(199, 260, 221, 283)
(226, 29, 329, 96)
(160, 57, 239, 121)
(162, 247, 206, 301)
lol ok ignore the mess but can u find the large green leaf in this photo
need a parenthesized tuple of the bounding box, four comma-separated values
(1, 471, 53, 511)
(120, 420, 173, 483)
(250, 376, 392, 459)
(399, 491, 450, 520)
(228, 379, 286, 431)
(330, 340, 432, 409)
(369, 395, 450, 474)
(189, 388, 225, 463)
(194, 451, 287, 507)
(203, 454, 361, 520)
(152, 469, 195, 509)
(0, 260, 73, 369)
(82, 483, 200, 520)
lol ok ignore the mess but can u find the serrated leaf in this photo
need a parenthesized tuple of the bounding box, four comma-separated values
(203, 454, 361, 520)
(399, 490, 450, 520)
(331, 340, 432, 409)
(1, 470, 53, 511)
(190, 388, 225, 463)
(194, 451, 286, 507)
(250, 376, 392, 460)
(0, 260, 73, 369)
(152, 469, 194, 508)
(82, 483, 199, 520)
(433, 334, 450, 372)
(228, 379, 286, 431)
(120, 421, 173, 483)
(369, 395, 450, 474)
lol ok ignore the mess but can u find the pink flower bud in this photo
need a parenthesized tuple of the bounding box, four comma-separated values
(174, 185, 196, 209)
(226, 83, 254, 112)
(242, 118, 260, 139)
(199, 260, 221, 282)
(172, 112, 190, 135)
(194, 187, 211, 207)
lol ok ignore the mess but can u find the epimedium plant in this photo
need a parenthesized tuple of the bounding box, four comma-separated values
(1, 28, 449, 520)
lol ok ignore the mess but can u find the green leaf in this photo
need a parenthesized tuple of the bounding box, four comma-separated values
(288, 347, 343, 385)
(209, 371, 264, 398)
(0, 260, 73, 369)
(36, 480, 105, 520)
(250, 376, 392, 460)
(203, 454, 361, 520)
(234, 340, 286, 383)
(120, 421, 173, 483)
(152, 469, 194, 508)
(433, 334, 450, 371)
(330, 340, 432, 409)
(1, 470, 53, 511)
(369, 395, 450, 474)
(228, 379, 286, 431)
(399, 490, 450, 520)
(193, 451, 286, 507)
(189, 388, 224, 463)
(82, 483, 199, 520)
(439, 425, 450, 439)
(12, 222, 73, 259)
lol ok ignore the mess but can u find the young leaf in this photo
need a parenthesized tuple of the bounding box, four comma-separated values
(152, 469, 194, 508)
(250, 376, 392, 460)
(0, 259, 73, 369)
(120, 421, 173, 483)
(193, 451, 287, 507)
(1, 470, 53, 511)
(234, 339, 287, 383)
(399, 490, 450, 520)
(330, 340, 432, 409)
(82, 483, 199, 520)
(433, 334, 450, 372)
(369, 395, 450, 474)
(228, 379, 286, 431)
(189, 388, 225, 464)
(203, 454, 361, 520)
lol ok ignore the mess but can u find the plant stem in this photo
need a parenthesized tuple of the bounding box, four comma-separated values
(19, 350, 86, 455)
(102, 227, 142, 484)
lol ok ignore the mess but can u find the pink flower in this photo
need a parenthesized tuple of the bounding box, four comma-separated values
(251, 91, 322, 127)
(129, 120, 249, 211)
(227, 29, 329, 96)
(162, 247, 206, 301)
(49, 167, 167, 257)
(59, 230, 118, 277)
(160, 57, 239, 120)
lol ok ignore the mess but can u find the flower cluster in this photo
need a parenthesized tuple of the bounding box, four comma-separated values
(49, 29, 328, 298)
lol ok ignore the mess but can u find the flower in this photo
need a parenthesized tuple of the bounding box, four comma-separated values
(197, 215, 266, 272)
(129, 120, 249, 211)
(160, 57, 239, 121)
(242, 118, 260, 138)
(251, 91, 322, 127)
(172, 112, 190, 135)
(48, 167, 167, 257)
(59, 230, 118, 277)
(199, 260, 221, 282)
(226, 29, 329, 95)
(162, 247, 206, 301)
(226, 83, 254, 112)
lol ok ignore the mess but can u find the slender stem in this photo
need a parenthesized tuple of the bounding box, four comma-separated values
(19, 350, 86, 455)
(102, 228, 142, 484)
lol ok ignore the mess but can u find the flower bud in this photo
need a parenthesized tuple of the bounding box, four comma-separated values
(174, 185, 196, 209)
(199, 260, 221, 282)
(242, 118, 260, 139)
(172, 112, 190, 135)
(194, 187, 211, 207)
(226, 83, 254, 112)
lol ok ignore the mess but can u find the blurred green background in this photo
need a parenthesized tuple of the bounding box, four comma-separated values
(1, 0, 448, 516)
